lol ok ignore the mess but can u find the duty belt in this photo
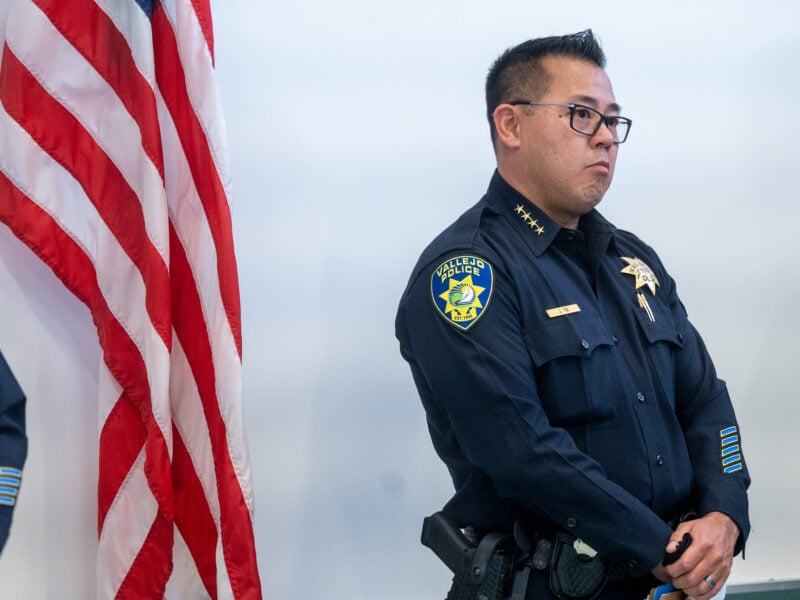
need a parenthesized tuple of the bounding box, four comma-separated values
(422, 512, 625, 600)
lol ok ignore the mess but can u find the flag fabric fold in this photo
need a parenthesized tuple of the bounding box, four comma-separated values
(0, 0, 261, 597)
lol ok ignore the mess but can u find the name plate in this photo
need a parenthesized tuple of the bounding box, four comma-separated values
(546, 304, 581, 318)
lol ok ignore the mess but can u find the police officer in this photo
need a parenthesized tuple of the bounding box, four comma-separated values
(395, 30, 750, 600)
(0, 350, 26, 554)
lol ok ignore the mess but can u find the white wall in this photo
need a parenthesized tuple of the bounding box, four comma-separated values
(0, 0, 798, 597)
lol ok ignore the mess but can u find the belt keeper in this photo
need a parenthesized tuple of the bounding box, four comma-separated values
(469, 531, 510, 584)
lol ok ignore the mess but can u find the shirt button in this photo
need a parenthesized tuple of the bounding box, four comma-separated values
(581, 340, 590, 349)
(612, 335, 619, 344)
(636, 392, 646, 403)
(656, 454, 664, 466)
(628, 559, 638, 569)
(566, 517, 577, 528)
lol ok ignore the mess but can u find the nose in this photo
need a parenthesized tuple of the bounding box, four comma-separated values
(591, 121, 616, 148)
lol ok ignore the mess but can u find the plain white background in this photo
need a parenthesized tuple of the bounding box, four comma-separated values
(0, 0, 798, 597)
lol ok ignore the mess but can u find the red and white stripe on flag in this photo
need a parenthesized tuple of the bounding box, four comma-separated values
(0, 0, 262, 598)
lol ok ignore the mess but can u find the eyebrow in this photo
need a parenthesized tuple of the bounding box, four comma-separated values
(570, 94, 623, 115)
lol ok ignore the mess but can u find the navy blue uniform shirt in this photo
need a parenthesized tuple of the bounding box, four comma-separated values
(396, 171, 750, 577)
(0, 350, 26, 554)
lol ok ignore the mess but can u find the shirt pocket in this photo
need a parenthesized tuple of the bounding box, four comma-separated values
(523, 313, 620, 428)
(632, 301, 684, 407)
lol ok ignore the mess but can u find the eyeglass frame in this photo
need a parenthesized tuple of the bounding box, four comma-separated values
(507, 101, 632, 144)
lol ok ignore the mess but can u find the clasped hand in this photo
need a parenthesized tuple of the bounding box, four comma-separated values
(651, 512, 739, 600)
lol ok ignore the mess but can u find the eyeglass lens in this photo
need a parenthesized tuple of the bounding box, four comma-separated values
(571, 106, 629, 142)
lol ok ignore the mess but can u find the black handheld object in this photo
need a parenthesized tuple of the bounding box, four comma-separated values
(661, 533, 692, 567)
(421, 512, 474, 573)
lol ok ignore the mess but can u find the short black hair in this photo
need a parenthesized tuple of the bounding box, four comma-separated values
(485, 29, 607, 146)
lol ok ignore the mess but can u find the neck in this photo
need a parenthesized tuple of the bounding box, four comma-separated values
(496, 165, 581, 230)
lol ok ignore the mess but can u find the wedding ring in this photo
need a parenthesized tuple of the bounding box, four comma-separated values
(704, 575, 717, 589)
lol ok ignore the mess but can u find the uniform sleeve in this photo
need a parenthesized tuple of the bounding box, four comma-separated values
(0, 351, 27, 555)
(665, 277, 751, 552)
(397, 253, 673, 575)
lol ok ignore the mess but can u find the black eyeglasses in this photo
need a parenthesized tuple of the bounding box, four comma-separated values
(509, 101, 632, 144)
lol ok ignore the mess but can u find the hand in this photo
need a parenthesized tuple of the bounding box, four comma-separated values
(650, 562, 671, 584)
(663, 512, 739, 600)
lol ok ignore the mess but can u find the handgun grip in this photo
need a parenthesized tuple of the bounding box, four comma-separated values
(662, 533, 692, 567)
(420, 512, 474, 573)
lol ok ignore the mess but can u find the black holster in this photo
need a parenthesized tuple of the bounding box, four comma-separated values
(445, 531, 517, 600)
(421, 513, 531, 600)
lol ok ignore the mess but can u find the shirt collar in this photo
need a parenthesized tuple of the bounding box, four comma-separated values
(486, 170, 618, 257)
(487, 171, 616, 253)
(578, 209, 616, 235)
(486, 170, 560, 257)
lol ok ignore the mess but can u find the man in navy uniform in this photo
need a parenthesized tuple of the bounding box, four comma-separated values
(0, 350, 26, 554)
(396, 30, 750, 599)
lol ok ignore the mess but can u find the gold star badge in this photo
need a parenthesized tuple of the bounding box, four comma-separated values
(621, 257, 659, 322)
(620, 257, 659, 296)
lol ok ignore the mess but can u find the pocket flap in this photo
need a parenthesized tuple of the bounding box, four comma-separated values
(525, 314, 613, 367)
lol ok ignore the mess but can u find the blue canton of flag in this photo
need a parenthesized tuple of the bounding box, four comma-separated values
(132, 0, 153, 18)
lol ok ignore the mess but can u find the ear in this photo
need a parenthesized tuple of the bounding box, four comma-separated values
(493, 104, 522, 150)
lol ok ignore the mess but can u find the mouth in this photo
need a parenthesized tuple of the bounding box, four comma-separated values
(587, 160, 610, 174)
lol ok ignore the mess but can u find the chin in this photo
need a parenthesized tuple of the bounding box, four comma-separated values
(582, 184, 609, 207)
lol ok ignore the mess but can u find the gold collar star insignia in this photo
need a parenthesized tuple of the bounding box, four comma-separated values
(514, 204, 545, 235)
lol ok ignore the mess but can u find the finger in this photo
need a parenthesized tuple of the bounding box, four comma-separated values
(677, 546, 732, 585)
(665, 544, 703, 579)
(671, 558, 723, 592)
(683, 572, 723, 600)
(663, 531, 693, 573)
(668, 534, 731, 581)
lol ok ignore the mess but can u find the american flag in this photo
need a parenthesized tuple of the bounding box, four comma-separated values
(0, 0, 262, 598)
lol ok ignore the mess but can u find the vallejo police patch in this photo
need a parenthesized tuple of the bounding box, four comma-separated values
(430, 255, 493, 331)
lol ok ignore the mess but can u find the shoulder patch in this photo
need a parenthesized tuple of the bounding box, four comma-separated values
(430, 255, 493, 331)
